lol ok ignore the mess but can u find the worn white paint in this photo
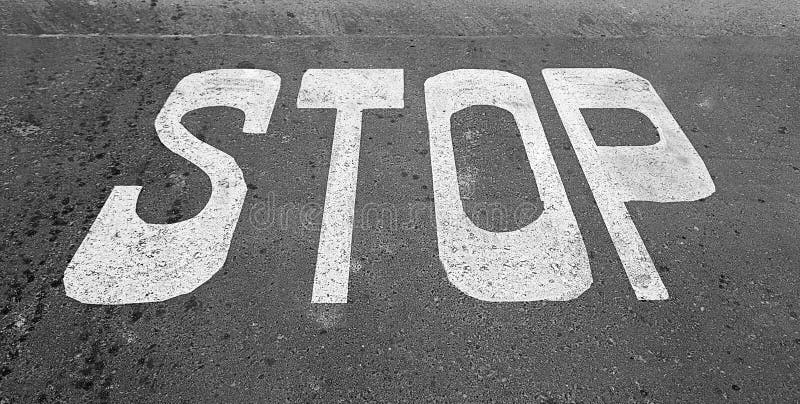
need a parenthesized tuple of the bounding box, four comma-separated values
(425, 69, 591, 301)
(298, 69, 404, 303)
(64, 69, 280, 304)
(63, 67, 713, 306)
(543, 68, 715, 300)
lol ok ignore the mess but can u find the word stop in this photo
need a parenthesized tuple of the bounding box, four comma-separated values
(64, 68, 715, 305)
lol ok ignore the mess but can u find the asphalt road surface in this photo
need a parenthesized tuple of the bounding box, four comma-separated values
(1, 1, 799, 402)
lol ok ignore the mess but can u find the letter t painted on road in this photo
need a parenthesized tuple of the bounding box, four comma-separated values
(297, 69, 404, 303)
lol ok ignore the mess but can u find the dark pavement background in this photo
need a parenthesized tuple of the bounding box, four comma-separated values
(0, 1, 798, 403)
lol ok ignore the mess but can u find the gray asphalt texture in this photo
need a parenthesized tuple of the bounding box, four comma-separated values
(1, 1, 799, 403)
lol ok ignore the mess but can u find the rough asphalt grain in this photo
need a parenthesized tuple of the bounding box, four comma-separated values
(0, 1, 798, 403)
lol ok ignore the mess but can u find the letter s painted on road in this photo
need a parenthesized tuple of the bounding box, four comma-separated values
(64, 69, 281, 304)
